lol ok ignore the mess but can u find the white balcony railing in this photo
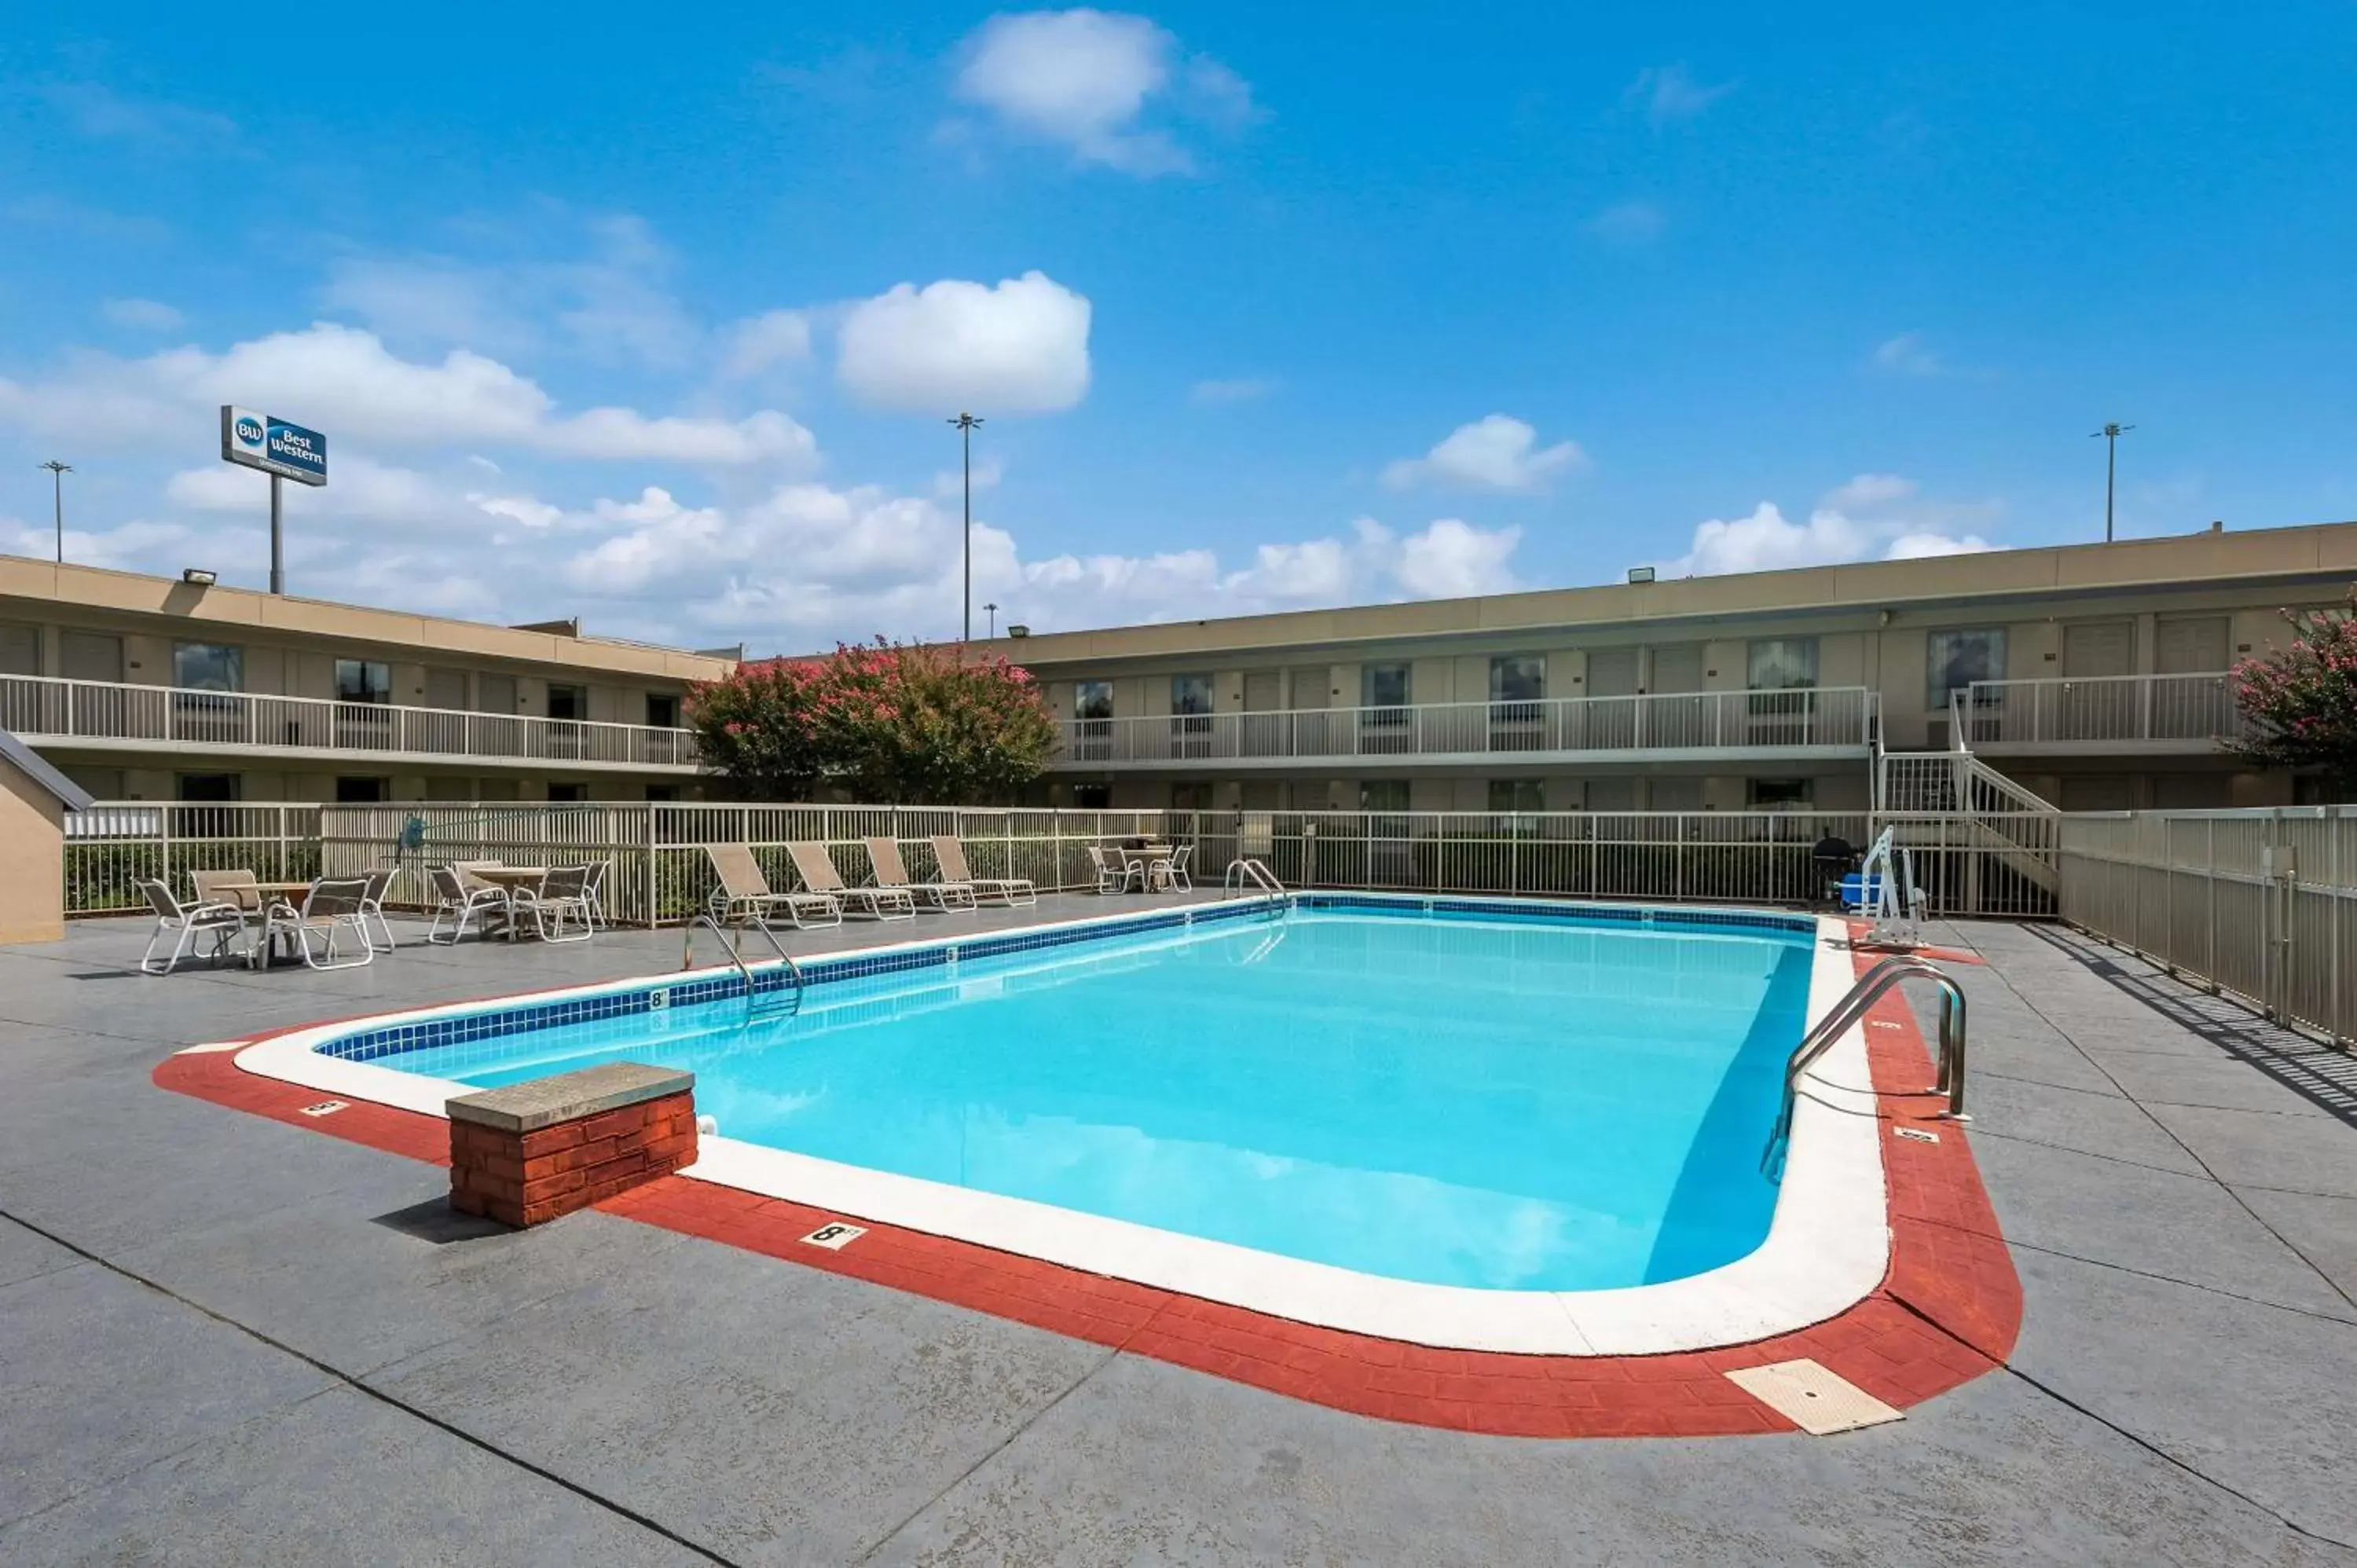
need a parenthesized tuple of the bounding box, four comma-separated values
(1054, 687, 1876, 768)
(1956, 673, 2247, 751)
(0, 672, 701, 771)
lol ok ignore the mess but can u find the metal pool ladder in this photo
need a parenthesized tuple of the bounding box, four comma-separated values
(1761, 954, 1968, 1175)
(682, 910, 805, 1018)
(1222, 857, 1288, 916)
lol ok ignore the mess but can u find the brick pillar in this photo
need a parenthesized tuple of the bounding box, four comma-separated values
(448, 1062, 697, 1227)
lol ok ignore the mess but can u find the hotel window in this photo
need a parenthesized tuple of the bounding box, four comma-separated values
(645, 692, 681, 728)
(335, 658, 392, 705)
(1074, 680, 1114, 721)
(1072, 782, 1112, 809)
(1488, 655, 1545, 704)
(1749, 778, 1814, 809)
(1926, 628, 2007, 711)
(1361, 662, 1411, 722)
(335, 776, 389, 804)
(1745, 639, 1818, 691)
(1360, 779, 1411, 813)
(1170, 673, 1214, 716)
(1487, 779, 1546, 813)
(547, 684, 588, 721)
(548, 782, 588, 802)
(172, 642, 243, 692)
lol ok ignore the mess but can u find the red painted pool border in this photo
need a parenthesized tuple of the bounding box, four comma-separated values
(153, 938, 2021, 1438)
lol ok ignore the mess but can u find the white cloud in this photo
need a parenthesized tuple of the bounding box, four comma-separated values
(837, 271, 1091, 413)
(0, 322, 815, 467)
(932, 455, 1005, 500)
(717, 310, 813, 379)
(951, 9, 1255, 174)
(1871, 332, 1943, 376)
(1588, 200, 1666, 244)
(1655, 474, 1996, 577)
(101, 298, 183, 332)
(1395, 518, 1523, 598)
(0, 512, 190, 573)
(1622, 64, 1735, 125)
(1189, 376, 1275, 405)
(1382, 415, 1589, 493)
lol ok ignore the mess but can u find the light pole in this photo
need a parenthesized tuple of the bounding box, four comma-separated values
(948, 412, 984, 641)
(38, 460, 71, 563)
(2090, 422, 2134, 542)
(984, 601, 999, 638)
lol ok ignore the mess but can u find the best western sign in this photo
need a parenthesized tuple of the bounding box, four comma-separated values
(219, 405, 328, 486)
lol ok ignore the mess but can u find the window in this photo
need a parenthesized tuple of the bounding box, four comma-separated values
(175, 773, 240, 801)
(1170, 674, 1214, 716)
(60, 630, 121, 683)
(0, 623, 38, 676)
(1072, 782, 1112, 809)
(1360, 779, 1411, 812)
(646, 783, 681, 802)
(1746, 639, 1818, 691)
(1171, 782, 1213, 811)
(546, 684, 587, 721)
(1487, 779, 1545, 813)
(1926, 628, 2007, 711)
(335, 659, 392, 705)
(548, 782, 588, 803)
(173, 643, 243, 691)
(335, 776, 389, 804)
(476, 673, 517, 714)
(1488, 655, 1545, 704)
(646, 693, 681, 728)
(1074, 680, 1114, 720)
(1749, 778, 1813, 808)
(1362, 662, 1411, 713)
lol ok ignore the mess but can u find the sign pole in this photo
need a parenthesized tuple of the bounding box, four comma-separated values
(269, 473, 284, 595)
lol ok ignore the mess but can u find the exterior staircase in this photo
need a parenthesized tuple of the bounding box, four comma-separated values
(1875, 742, 2061, 909)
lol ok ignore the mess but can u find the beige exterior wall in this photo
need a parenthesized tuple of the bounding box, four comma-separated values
(0, 757, 68, 942)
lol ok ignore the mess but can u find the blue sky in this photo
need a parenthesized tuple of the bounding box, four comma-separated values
(3, 3, 2354, 650)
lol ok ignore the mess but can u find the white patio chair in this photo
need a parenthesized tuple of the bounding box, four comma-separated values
(582, 859, 614, 929)
(786, 841, 916, 921)
(518, 865, 596, 943)
(427, 866, 509, 945)
(1162, 842, 1196, 891)
(704, 843, 841, 929)
(137, 877, 247, 975)
(189, 867, 261, 917)
(929, 836, 1036, 906)
(866, 836, 977, 912)
(1087, 844, 1143, 895)
(262, 877, 376, 970)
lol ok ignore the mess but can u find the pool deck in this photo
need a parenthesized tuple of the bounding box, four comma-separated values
(3, 901, 2355, 1564)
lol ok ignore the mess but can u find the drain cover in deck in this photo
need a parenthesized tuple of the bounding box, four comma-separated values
(1725, 1359, 1904, 1435)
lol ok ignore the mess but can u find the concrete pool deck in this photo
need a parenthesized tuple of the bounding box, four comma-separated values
(2, 903, 2355, 1563)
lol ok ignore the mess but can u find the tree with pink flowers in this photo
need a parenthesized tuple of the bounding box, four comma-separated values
(688, 639, 1058, 804)
(2228, 594, 2357, 791)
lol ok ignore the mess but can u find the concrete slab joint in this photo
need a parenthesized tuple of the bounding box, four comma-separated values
(445, 1062, 697, 1228)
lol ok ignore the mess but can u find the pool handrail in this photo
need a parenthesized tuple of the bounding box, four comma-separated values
(1222, 857, 1287, 911)
(1763, 953, 1967, 1173)
(681, 908, 804, 1013)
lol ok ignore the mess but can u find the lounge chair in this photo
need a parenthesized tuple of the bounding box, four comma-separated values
(358, 866, 398, 952)
(929, 835, 1036, 907)
(427, 866, 508, 944)
(865, 837, 977, 912)
(517, 865, 596, 943)
(786, 841, 915, 921)
(137, 877, 247, 974)
(703, 843, 841, 930)
(262, 877, 376, 970)
(1087, 844, 1143, 894)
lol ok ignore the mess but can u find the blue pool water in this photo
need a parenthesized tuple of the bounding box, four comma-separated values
(376, 907, 1814, 1291)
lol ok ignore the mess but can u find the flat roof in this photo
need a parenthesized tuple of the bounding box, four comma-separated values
(0, 555, 737, 683)
(966, 519, 2357, 667)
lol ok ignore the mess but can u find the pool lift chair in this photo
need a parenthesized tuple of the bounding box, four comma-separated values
(1846, 826, 1928, 948)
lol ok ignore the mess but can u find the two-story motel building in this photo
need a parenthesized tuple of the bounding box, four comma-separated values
(1, 520, 2351, 815)
(0, 556, 731, 804)
(978, 520, 2357, 817)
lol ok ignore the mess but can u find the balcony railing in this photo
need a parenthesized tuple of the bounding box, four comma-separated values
(1956, 673, 2246, 751)
(1054, 687, 1875, 767)
(0, 672, 701, 771)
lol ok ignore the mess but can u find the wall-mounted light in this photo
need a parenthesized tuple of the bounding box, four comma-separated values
(1007, 624, 1032, 638)
(181, 568, 218, 586)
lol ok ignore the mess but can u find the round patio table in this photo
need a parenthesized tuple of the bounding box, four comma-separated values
(467, 866, 549, 941)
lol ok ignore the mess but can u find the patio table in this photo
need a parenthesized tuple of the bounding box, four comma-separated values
(1117, 844, 1176, 891)
(467, 866, 549, 941)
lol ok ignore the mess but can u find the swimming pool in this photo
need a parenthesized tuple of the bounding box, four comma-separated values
(236, 895, 1890, 1354)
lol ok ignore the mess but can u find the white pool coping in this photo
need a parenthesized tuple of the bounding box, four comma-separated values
(230, 896, 1888, 1357)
